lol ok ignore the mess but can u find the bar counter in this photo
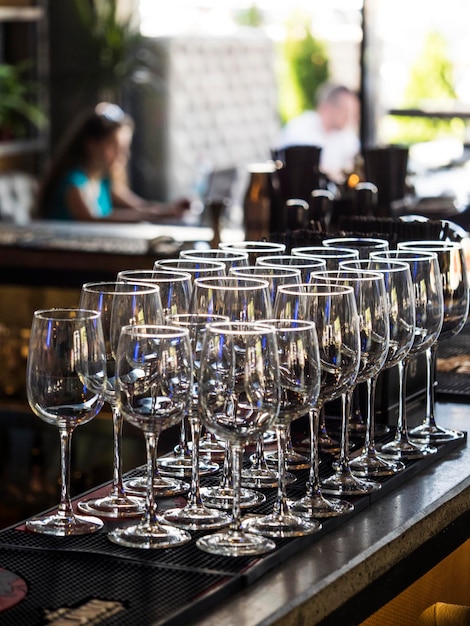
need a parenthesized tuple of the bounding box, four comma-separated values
(191, 402, 470, 626)
(0, 220, 217, 287)
(0, 402, 469, 625)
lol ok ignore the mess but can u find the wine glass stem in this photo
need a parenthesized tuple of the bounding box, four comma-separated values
(305, 407, 322, 496)
(274, 424, 289, 517)
(111, 405, 126, 498)
(144, 432, 159, 526)
(221, 443, 232, 490)
(188, 414, 203, 506)
(364, 376, 378, 453)
(318, 406, 329, 440)
(424, 345, 438, 428)
(396, 358, 411, 443)
(336, 391, 352, 471)
(251, 436, 268, 471)
(178, 416, 191, 457)
(57, 427, 74, 519)
(285, 426, 295, 457)
(230, 444, 243, 532)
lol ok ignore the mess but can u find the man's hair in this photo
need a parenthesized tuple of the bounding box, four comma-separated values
(315, 83, 357, 107)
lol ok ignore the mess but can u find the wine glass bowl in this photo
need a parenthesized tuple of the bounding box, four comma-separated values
(256, 254, 327, 282)
(323, 237, 389, 259)
(26, 308, 106, 536)
(154, 258, 226, 297)
(219, 240, 286, 265)
(117, 268, 192, 317)
(180, 248, 249, 270)
(291, 245, 359, 269)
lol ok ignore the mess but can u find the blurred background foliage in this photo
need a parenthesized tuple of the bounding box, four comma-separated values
(277, 15, 329, 124)
(387, 31, 465, 145)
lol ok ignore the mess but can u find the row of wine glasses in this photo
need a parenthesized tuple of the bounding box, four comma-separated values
(24, 235, 468, 557)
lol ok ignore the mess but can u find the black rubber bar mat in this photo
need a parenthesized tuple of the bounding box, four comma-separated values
(0, 427, 465, 626)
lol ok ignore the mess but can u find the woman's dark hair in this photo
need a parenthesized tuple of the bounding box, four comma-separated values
(36, 102, 133, 218)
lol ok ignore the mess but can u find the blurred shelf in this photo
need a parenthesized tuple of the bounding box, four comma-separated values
(0, 6, 44, 21)
(0, 138, 47, 157)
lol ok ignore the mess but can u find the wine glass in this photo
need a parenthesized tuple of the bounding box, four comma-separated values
(26, 308, 106, 535)
(256, 254, 327, 283)
(309, 270, 387, 496)
(323, 237, 389, 259)
(229, 265, 301, 305)
(397, 240, 469, 442)
(340, 258, 415, 476)
(108, 324, 193, 549)
(151, 260, 225, 472)
(154, 258, 226, 285)
(371, 250, 444, 460)
(274, 283, 358, 518)
(117, 269, 192, 317)
(196, 321, 281, 556)
(255, 254, 327, 468)
(229, 265, 301, 485)
(291, 245, 359, 269)
(162, 313, 232, 531)
(242, 319, 323, 538)
(323, 238, 390, 433)
(190, 275, 273, 509)
(291, 246, 360, 451)
(77, 281, 163, 518)
(116, 268, 196, 495)
(219, 240, 286, 265)
(180, 248, 249, 270)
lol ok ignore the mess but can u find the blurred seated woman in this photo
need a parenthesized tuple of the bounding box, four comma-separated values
(36, 102, 190, 222)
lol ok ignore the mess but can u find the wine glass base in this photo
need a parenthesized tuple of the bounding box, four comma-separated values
(349, 421, 367, 434)
(349, 453, 405, 477)
(196, 529, 276, 557)
(317, 435, 340, 454)
(241, 470, 297, 489)
(242, 512, 321, 538)
(288, 494, 354, 518)
(374, 423, 391, 436)
(409, 423, 464, 443)
(163, 505, 232, 531)
(77, 494, 145, 519)
(321, 470, 381, 496)
(108, 522, 191, 549)
(241, 467, 278, 489)
(265, 450, 310, 471)
(26, 512, 103, 536)
(201, 486, 266, 510)
(124, 476, 190, 498)
(198, 438, 226, 461)
(379, 439, 437, 461)
(158, 457, 219, 477)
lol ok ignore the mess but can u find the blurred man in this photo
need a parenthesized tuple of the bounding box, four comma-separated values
(277, 83, 360, 183)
